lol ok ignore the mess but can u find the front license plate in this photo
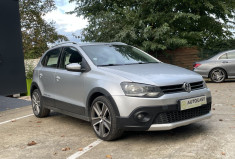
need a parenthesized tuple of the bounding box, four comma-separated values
(180, 96, 207, 111)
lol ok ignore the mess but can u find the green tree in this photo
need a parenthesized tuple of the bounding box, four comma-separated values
(20, 0, 68, 59)
(199, 38, 235, 59)
(70, 0, 235, 54)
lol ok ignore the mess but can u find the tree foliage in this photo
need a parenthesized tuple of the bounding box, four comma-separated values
(199, 38, 235, 59)
(20, 0, 68, 59)
(70, 0, 235, 54)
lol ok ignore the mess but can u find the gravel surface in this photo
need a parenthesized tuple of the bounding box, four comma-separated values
(0, 81, 234, 159)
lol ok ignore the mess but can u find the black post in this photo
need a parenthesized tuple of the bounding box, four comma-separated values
(0, 0, 27, 95)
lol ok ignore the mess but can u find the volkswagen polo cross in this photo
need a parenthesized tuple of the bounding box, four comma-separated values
(31, 42, 212, 141)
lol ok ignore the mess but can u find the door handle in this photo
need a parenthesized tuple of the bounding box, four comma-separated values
(56, 76, 61, 82)
(222, 61, 229, 63)
(39, 73, 43, 78)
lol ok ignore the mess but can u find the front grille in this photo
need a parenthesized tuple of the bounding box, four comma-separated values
(190, 81, 204, 90)
(160, 81, 204, 94)
(153, 104, 211, 124)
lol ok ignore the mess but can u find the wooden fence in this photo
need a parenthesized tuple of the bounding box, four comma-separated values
(156, 47, 200, 70)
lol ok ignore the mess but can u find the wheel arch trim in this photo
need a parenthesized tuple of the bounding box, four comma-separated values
(86, 87, 120, 118)
(30, 82, 40, 97)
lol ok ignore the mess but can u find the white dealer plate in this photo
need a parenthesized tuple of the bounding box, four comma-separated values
(180, 96, 207, 111)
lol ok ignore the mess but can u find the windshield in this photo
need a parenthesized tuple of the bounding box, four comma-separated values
(80, 45, 159, 66)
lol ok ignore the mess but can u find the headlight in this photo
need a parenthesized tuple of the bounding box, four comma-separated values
(120, 82, 163, 98)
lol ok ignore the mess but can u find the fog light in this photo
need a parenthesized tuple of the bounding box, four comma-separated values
(137, 114, 144, 120)
(134, 112, 151, 123)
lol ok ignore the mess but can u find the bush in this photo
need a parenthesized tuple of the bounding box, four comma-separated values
(25, 60, 34, 79)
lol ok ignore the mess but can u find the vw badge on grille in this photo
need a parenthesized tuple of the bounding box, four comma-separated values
(182, 82, 191, 93)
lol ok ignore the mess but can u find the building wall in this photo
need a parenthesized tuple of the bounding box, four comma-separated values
(157, 47, 200, 70)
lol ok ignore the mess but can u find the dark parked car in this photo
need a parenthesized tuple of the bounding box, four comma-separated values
(193, 50, 235, 83)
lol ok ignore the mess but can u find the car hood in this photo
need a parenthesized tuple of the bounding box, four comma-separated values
(99, 63, 203, 86)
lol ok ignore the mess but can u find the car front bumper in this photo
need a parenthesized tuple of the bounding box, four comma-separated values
(113, 88, 211, 117)
(148, 112, 212, 131)
(116, 97, 212, 131)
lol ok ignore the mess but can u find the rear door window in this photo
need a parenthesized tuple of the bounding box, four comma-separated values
(42, 48, 61, 68)
(227, 51, 235, 59)
(219, 53, 227, 60)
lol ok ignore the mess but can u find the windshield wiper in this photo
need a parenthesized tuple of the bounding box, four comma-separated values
(97, 62, 159, 67)
(144, 62, 159, 64)
(124, 62, 159, 65)
(124, 62, 146, 65)
(97, 64, 124, 67)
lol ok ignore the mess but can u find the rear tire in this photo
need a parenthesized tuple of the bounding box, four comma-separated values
(210, 68, 226, 83)
(31, 89, 50, 118)
(90, 96, 123, 141)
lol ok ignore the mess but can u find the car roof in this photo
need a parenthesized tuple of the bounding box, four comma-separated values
(50, 41, 127, 49)
(209, 49, 235, 60)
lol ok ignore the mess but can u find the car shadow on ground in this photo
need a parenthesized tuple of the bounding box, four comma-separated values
(206, 79, 235, 83)
(49, 111, 61, 117)
(120, 123, 208, 141)
(47, 111, 92, 128)
(47, 112, 209, 141)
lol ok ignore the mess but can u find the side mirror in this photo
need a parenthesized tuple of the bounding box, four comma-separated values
(66, 63, 85, 72)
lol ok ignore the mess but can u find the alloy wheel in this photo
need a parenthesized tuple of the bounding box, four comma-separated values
(211, 69, 225, 83)
(32, 91, 40, 115)
(91, 101, 112, 138)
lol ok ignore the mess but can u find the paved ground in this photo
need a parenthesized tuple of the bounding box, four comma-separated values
(0, 96, 31, 111)
(0, 81, 235, 159)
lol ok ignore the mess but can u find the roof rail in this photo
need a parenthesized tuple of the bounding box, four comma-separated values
(110, 42, 127, 45)
(51, 41, 77, 48)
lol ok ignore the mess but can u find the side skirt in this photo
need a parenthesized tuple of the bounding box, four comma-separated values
(42, 96, 90, 122)
(45, 105, 90, 122)
(228, 76, 235, 79)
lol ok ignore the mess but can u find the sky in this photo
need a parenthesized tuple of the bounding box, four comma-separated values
(43, 0, 88, 42)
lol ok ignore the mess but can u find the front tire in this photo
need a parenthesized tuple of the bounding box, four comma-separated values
(31, 89, 50, 118)
(210, 68, 226, 83)
(90, 96, 123, 141)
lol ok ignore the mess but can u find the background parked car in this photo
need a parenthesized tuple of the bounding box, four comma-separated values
(193, 50, 235, 83)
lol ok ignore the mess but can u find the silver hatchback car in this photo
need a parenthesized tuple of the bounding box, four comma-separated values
(31, 42, 212, 140)
(193, 50, 235, 83)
